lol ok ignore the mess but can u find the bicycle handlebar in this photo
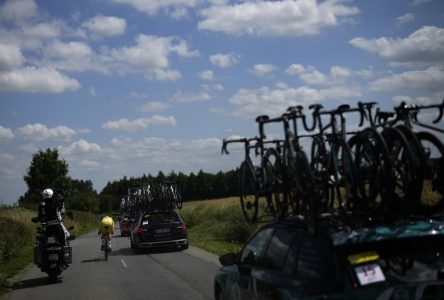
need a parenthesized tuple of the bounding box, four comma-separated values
(221, 137, 259, 155)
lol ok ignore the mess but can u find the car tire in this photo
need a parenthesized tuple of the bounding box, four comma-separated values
(130, 238, 134, 249)
(216, 285, 224, 300)
(182, 244, 189, 250)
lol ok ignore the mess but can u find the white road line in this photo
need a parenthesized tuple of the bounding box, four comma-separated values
(121, 259, 128, 268)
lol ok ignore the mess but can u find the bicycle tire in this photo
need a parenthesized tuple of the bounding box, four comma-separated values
(175, 190, 183, 209)
(295, 150, 318, 221)
(263, 148, 287, 217)
(416, 131, 444, 213)
(310, 135, 330, 213)
(329, 138, 358, 212)
(239, 160, 259, 223)
(382, 127, 419, 211)
(353, 128, 394, 211)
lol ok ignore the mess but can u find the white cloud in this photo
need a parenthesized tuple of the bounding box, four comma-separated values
(412, 0, 432, 6)
(198, 0, 359, 36)
(138, 101, 170, 112)
(0, 0, 37, 22)
(80, 159, 100, 168)
(16, 123, 77, 141)
(0, 44, 24, 71)
(42, 40, 94, 72)
(350, 26, 444, 66)
(62, 139, 102, 155)
(89, 86, 96, 96)
(82, 15, 127, 37)
(198, 70, 214, 80)
(0, 153, 14, 161)
(330, 65, 352, 80)
(171, 90, 212, 103)
(285, 64, 327, 84)
(369, 67, 444, 94)
(209, 52, 240, 68)
(396, 13, 415, 26)
(0, 67, 81, 93)
(110, 0, 198, 16)
(110, 137, 133, 146)
(250, 64, 278, 77)
(0, 125, 14, 139)
(100, 34, 195, 80)
(102, 115, 177, 131)
(229, 85, 323, 118)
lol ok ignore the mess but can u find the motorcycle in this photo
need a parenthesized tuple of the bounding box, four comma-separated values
(31, 217, 75, 282)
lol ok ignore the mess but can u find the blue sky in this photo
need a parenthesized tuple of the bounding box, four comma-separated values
(1, 0, 443, 204)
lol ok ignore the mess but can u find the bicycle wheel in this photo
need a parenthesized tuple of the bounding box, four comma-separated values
(294, 150, 318, 221)
(382, 127, 419, 211)
(263, 148, 287, 217)
(175, 189, 183, 209)
(310, 135, 330, 213)
(353, 128, 393, 211)
(416, 131, 444, 213)
(239, 160, 259, 223)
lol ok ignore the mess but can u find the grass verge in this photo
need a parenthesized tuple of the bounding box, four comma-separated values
(0, 207, 97, 295)
(180, 197, 261, 256)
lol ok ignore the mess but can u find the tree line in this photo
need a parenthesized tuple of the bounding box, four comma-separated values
(19, 148, 240, 213)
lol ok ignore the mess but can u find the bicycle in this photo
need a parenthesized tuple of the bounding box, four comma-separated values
(308, 104, 360, 213)
(222, 135, 281, 223)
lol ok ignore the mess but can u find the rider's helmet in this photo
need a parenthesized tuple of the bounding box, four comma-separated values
(42, 188, 54, 199)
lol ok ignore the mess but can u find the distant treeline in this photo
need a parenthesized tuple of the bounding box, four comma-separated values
(100, 169, 240, 211)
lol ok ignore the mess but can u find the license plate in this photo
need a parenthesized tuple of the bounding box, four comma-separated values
(48, 253, 58, 261)
(155, 228, 171, 234)
(355, 263, 386, 285)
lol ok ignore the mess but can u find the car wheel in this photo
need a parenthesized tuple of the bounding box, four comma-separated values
(216, 285, 224, 300)
(130, 238, 134, 249)
(181, 244, 189, 250)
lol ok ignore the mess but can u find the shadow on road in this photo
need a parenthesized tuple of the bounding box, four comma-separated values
(80, 258, 106, 263)
(116, 247, 185, 256)
(12, 277, 56, 290)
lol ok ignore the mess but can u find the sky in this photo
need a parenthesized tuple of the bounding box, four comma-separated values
(0, 0, 443, 205)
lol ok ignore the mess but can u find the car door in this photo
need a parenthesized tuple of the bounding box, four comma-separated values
(237, 227, 274, 300)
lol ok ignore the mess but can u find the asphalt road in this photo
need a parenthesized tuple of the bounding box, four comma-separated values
(2, 228, 221, 300)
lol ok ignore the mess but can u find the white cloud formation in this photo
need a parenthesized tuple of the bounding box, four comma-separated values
(0, 44, 24, 71)
(350, 26, 444, 66)
(285, 64, 327, 84)
(89, 86, 96, 96)
(100, 34, 197, 80)
(0, 67, 81, 93)
(82, 15, 127, 37)
(250, 64, 278, 77)
(102, 115, 177, 131)
(42, 40, 95, 72)
(80, 159, 100, 168)
(209, 52, 240, 68)
(369, 66, 444, 94)
(62, 139, 102, 155)
(171, 90, 212, 103)
(198, 0, 359, 36)
(138, 101, 170, 112)
(198, 70, 214, 80)
(111, 0, 198, 16)
(396, 13, 415, 26)
(0, 0, 37, 22)
(16, 123, 78, 141)
(0, 125, 14, 139)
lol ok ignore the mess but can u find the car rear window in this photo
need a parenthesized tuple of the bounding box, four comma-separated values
(343, 235, 444, 286)
(142, 212, 179, 225)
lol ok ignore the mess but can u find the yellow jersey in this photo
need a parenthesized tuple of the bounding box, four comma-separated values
(99, 216, 114, 235)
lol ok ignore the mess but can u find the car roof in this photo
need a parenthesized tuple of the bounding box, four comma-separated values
(263, 213, 444, 247)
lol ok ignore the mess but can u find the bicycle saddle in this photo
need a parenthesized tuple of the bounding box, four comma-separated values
(309, 104, 323, 110)
(337, 104, 350, 112)
(255, 115, 270, 123)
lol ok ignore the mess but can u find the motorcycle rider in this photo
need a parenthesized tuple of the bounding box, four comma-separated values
(37, 188, 70, 248)
(98, 215, 114, 252)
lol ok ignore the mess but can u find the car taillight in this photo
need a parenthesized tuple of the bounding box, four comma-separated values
(136, 227, 144, 235)
(177, 224, 187, 232)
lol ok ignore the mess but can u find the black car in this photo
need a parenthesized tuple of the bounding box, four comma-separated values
(214, 215, 444, 300)
(130, 210, 188, 252)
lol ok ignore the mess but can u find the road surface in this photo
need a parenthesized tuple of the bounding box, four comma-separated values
(2, 228, 221, 300)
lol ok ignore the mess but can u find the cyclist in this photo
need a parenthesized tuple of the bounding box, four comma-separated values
(98, 215, 114, 252)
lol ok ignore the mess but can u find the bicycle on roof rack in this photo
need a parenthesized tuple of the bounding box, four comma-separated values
(160, 181, 183, 210)
(222, 136, 282, 223)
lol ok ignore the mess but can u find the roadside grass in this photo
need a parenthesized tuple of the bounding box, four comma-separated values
(0, 207, 97, 295)
(180, 197, 261, 256)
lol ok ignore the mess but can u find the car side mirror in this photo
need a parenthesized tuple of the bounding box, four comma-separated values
(68, 235, 76, 241)
(31, 217, 39, 223)
(219, 252, 238, 266)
